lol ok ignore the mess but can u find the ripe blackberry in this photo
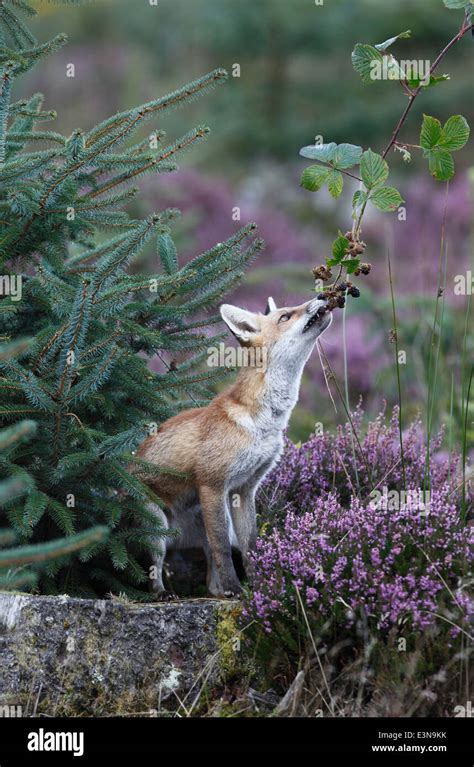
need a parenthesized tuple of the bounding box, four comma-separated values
(337, 282, 348, 292)
(336, 295, 346, 308)
(348, 286, 361, 298)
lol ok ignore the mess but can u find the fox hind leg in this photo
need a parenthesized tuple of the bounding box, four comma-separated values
(147, 503, 169, 595)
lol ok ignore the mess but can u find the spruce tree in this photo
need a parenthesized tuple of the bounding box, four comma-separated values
(0, 0, 262, 598)
(0, 337, 109, 590)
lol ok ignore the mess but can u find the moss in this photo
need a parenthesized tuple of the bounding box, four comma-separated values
(215, 603, 243, 681)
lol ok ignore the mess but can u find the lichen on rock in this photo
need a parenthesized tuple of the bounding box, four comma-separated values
(0, 592, 238, 716)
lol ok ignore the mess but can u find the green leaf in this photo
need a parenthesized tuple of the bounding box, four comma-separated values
(299, 142, 337, 162)
(332, 234, 350, 263)
(351, 44, 384, 83)
(420, 115, 442, 149)
(443, 0, 472, 9)
(332, 143, 363, 170)
(428, 148, 455, 181)
(406, 74, 450, 89)
(300, 165, 331, 192)
(345, 259, 361, 274)
(375, 30, 411, 52)
(299, 142, 362, 172)
(360, 149, 389, 189)
(420, 114, 469, 182)
(327, 170, 343, 198)
(370, 186, 404, 212)
(352, 190, 368, 209)
(438, 115, 470, 151)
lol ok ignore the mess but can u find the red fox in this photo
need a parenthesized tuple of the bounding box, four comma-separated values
(137, 296, 332, 598)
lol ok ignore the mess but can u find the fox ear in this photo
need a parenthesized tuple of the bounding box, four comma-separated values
(264, 297, 277, 315)
(220, 304, 260, 343)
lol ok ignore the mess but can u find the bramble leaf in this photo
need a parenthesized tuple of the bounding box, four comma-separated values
(420, 114, 469, 182)
(428, 148, 455, 181)
(332, 143, 363, 169)
(300, 165, 331, 191)
(370, 186, 404, 212)
(332, 234, 350, 263)
(420, 115, 442, 149)
(327, 170, 344, 198)
(438, 115, 470, 151)
(360, 149, 389, 189)
(406, 74, 450, 89)
(351, 44, 383, 83)
(299, 143, 337, 162)
(352, 190, 368, 209)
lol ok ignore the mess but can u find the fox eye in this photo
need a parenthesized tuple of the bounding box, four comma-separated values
(278, 313, 292, 323)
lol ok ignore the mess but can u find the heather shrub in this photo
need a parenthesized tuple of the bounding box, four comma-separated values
(248, 489, 472, 635)
(258, 405, 457, 516)
(242, 409, 472, 713)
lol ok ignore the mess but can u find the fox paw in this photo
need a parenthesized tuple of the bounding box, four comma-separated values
(155, 589, 178, 602)
(222, 584, 243, 599)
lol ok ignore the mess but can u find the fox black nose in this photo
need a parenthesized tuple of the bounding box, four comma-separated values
(306, 297, 327, 315)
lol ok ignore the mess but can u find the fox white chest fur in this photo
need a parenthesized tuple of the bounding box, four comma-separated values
(227, 361, 305, 490)
(137, 295, 332, 598)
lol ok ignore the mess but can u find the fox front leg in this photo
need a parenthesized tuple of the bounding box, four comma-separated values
(199, 484, 242, 597)
(230, 458, 276, 575)
(229, 485, 257, 576)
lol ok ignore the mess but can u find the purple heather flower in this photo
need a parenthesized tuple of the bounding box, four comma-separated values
(245, 408, 473, 639)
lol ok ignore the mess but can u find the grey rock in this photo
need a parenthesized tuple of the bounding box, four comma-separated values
(0, 592, 241, 716)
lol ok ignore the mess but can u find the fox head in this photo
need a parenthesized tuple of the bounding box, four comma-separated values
(220, 296, 332, 369)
